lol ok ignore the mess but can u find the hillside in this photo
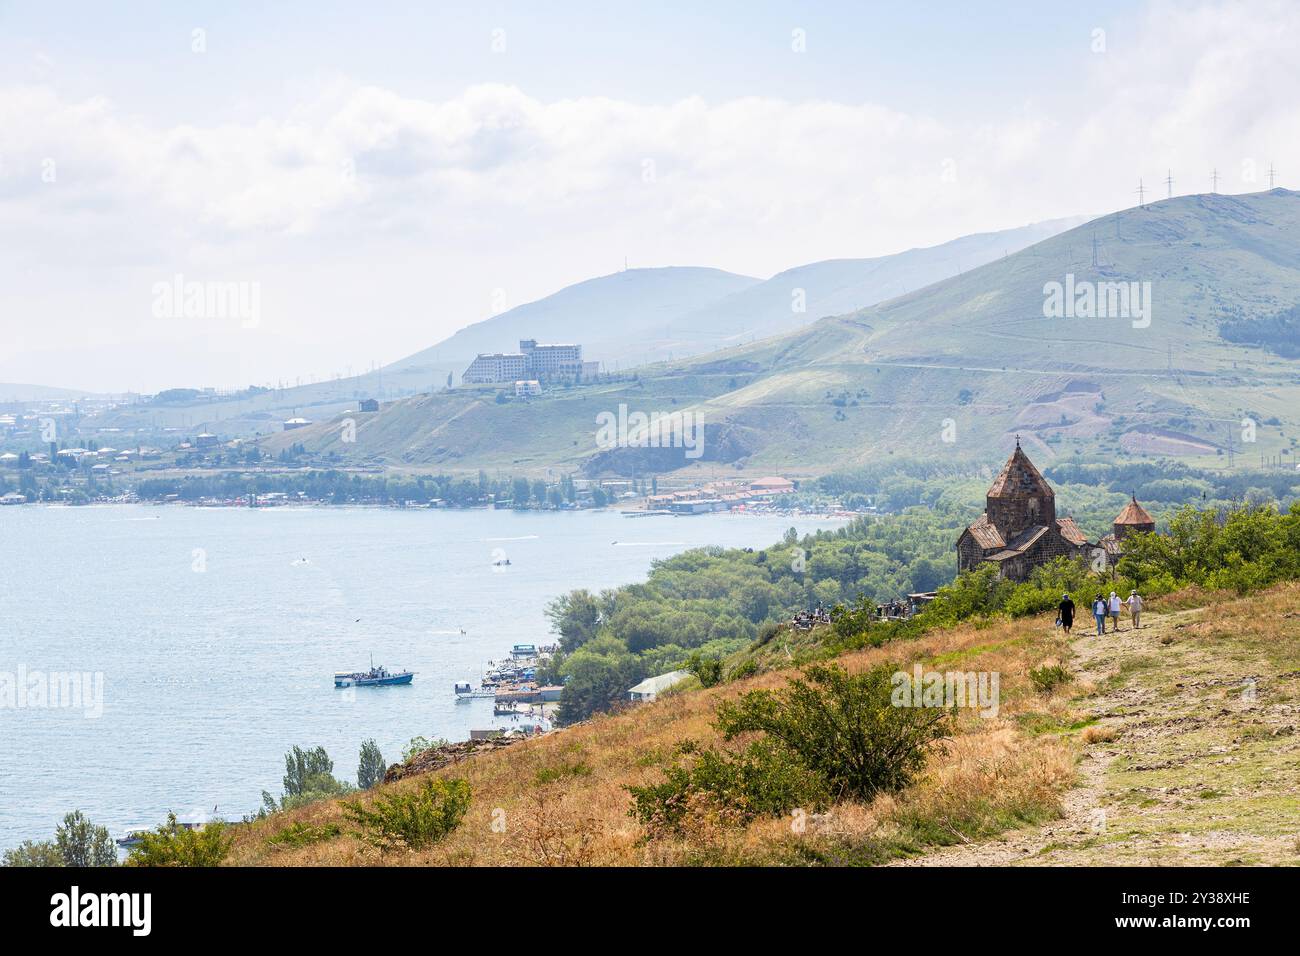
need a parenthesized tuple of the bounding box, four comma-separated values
(258, 189, 1300, 474)
(227, 580, 1300, 866)
(665, 215, 1089, 348)
(79, 218, 1082, 440)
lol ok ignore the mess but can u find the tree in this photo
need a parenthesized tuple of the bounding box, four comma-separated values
(512, 476, 532, 506)
(3, 840, 64, 867)
(283, 745, 334, 797)
(358, 739, 386, 789)
(54, 810, 117, 867)
(262, 745, 355, 813)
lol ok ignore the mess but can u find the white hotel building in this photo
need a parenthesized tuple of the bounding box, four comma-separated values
(462, 339, 597, 384)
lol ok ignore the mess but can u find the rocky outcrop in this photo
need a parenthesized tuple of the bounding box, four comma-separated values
(382, 735, 526, 783)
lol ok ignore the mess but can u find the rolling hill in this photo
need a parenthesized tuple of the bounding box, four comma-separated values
(385, 216, 1089, 375)
(257, 189, 1300, 477)
(81, 216, 1086, 438)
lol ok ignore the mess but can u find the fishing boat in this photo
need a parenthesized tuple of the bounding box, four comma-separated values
(334, 660, 414, 688)
(454, 681, 495, 700)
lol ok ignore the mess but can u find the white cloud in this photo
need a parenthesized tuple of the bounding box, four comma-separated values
(1, 0, 1298, 392)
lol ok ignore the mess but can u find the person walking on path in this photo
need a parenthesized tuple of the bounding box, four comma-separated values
(1124, 589, 1144, 629)
(1108, 591, 1123, 632)
(1092, 594, 1107, 636)
(1058, 593, 1075, 636)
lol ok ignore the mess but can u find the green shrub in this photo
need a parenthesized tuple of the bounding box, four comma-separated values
(342, 777, 471, 852)
(265, 821, 342, 849)
(727, 659, 759, 682)
(126, 814, 232, 867)
(1029, 664, 1070, 694)
(627, 739, 829, 836)
(685, 652, 724, 688)
(716, 662, 952, 801)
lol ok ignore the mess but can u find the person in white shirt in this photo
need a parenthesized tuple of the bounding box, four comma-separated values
(1124, 590, 1144, 629)
(1108, 591, 1123, 632)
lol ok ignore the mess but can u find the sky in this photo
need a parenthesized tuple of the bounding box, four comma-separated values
(1, 0, 1297, 393)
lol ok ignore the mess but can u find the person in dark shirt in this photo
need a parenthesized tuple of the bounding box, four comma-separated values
(1058, 593, 1075, 635)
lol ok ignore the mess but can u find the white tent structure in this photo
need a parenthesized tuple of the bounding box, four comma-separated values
(627, 670, 691, 703)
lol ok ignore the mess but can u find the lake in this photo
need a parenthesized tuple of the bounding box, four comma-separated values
(0, 504, 845, 849)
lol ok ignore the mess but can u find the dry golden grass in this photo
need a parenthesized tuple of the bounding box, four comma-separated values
(1082, 724, 1120, 744)
(241, 579, 1300, 866)
(229, 604, 1090, 867)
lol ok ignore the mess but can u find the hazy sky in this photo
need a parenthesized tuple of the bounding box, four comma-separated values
(1, 0, 1297, 393)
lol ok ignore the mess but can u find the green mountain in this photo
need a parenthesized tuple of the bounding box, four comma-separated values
(252, 190, 1300, 477)
(257, 189, 1300, 476)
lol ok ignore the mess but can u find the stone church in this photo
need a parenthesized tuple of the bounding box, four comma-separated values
(956, 441, 1093, 582)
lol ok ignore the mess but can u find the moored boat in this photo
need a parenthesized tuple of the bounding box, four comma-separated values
(335, 663, 414, 688)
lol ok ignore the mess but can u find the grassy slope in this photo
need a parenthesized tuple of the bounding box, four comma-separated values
(227, 581, 1300, 867)
(252, 190, 1300, 475)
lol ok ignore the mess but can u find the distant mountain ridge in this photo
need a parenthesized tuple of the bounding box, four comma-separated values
(387, 215, 1090, 378)
(257, 190, 1300, 475)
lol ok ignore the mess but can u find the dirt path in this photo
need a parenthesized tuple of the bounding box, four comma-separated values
(887, 595, 1300, 866)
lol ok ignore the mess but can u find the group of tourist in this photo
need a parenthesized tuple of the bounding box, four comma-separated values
(1056, 590, 1144, 636)
(791, 607, 832, 630)
(877, 599, 914, 620)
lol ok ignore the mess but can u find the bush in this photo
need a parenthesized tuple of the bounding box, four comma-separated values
(265, 821, 342, 849)
(716, 663, 952, 801)
(727, 659, 759, 682)
(343, 777, 471, 852)
(626, 739, 830, 837)
(1029, 664, 1070, 694)
(126, 814, 232, 867)
(685, 652, 723, 688)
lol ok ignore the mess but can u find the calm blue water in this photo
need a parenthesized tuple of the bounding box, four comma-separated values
(0, 504, 844, 848)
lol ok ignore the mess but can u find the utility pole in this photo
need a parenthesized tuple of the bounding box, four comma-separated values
(1136, 178, 1146, 207)
(1268, 163, 1277, 188)
(1165, 169, 1173, 199)
(1211, 168, 1219, 193)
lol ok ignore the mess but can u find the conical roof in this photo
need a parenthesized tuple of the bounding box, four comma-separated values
(986, 441, 1054, 499)
(1114, 495, 1155, 526)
